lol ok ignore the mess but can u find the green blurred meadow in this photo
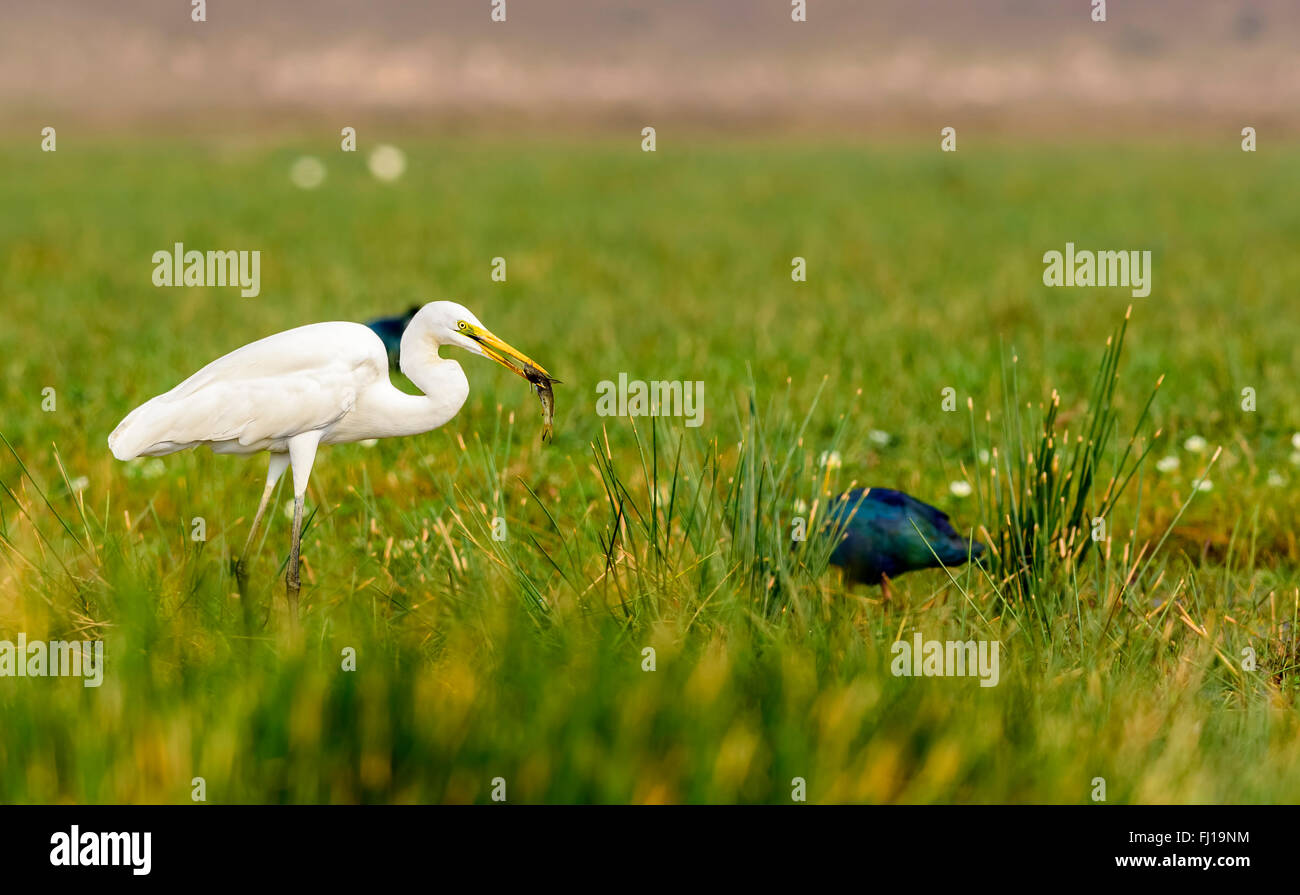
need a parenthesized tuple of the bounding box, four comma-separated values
(1, 138, 1299, 802)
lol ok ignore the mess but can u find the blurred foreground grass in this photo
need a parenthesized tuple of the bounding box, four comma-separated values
(1, 139, 1299, 802)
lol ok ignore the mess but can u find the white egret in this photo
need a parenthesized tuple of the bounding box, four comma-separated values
(108, 301, 550, 609)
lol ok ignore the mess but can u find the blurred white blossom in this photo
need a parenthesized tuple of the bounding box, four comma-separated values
(369, 144, 407, 182)
(819, 451, 843, 470)
(289, 156, 326, 189)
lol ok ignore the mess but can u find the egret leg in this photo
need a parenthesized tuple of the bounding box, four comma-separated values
(284, 431, 323, 615)
(880, 573, 893, 603)
(286, 495, 305, 613)
(233, 453, 289, 597)
(241, 453, 290, 564)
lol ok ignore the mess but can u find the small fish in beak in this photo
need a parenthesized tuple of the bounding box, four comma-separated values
(524, 362, 558, 444)
(462, 321, 557, 443)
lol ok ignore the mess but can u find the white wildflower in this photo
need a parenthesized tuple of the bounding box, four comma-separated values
(289, 156, 326, 190)
(819, 451, 843, 470)
(368, 144, 407, 182)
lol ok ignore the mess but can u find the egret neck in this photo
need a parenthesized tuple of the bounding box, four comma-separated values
(354, 326, 469, 440)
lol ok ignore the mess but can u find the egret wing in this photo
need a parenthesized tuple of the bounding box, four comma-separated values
(109, 322, 387, 458)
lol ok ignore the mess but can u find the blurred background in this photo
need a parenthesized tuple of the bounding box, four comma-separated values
(3, 0, 1297, 136)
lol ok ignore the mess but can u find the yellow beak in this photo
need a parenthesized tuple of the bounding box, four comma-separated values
(466, 324, 550, 379)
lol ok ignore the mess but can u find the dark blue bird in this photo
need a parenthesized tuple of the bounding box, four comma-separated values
(824, 487, 984, 599)
(364, 305, 421, 369)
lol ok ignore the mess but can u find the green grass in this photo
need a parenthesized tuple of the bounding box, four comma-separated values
(1, 138, 1299, 803)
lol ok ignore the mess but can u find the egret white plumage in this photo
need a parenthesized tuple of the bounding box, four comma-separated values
(108, 301, 551, 609)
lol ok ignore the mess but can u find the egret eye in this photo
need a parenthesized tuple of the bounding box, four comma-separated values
(457, 321, 468, 332)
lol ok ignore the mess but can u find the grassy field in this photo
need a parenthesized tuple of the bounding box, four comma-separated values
(1, 138, 1299, 803)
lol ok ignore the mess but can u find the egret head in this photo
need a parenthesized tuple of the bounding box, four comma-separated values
(406, 301, 550, 379)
